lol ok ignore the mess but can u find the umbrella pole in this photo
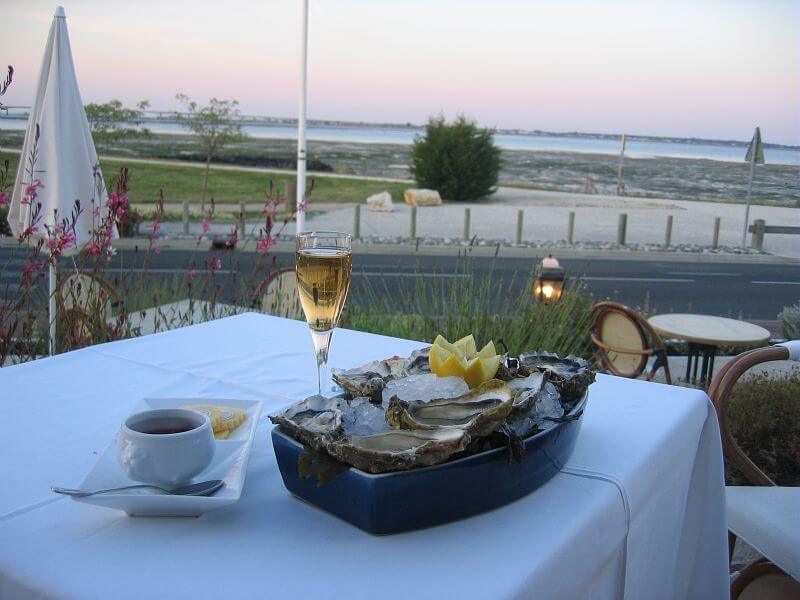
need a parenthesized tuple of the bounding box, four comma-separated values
(295, 0, 309, 235)
(741, 155, 755, 248)
(48, 262, 57, 355)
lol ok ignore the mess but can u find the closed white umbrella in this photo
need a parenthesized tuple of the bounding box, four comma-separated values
(7, 6, 116, 355)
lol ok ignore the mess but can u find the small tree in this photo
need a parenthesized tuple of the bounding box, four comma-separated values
(410, 114, 502, 201)
(174, 94, 246, 211)
(85, 99, 150, 144)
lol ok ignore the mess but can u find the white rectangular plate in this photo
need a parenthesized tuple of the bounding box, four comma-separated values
(72, 397, 262, 517)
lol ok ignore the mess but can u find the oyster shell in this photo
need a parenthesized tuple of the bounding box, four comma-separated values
(518, 353, 595, 402)
(271, 395, 344, 451)
(507, 372, 546, 411)
(332, 356, 407, 400)
(385, 380, 514, 438)
(505, 381, 564, 438)
(274, 348, 594, 474)
(403, 347, 431, 375)
(327, 428, 469, 474)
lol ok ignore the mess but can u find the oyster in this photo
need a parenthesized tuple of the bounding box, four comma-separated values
(328, 428, 469, 474)
(505, 381, 564, 438)
(331, 357, 405, 400)
(507, 372, 546, 411)
(273, 348, 593, 475)
(518, 353, 595, 402)
(271, 395, 344, 451)
(404, 347, 431, 375)
(386, 380, 514, 438)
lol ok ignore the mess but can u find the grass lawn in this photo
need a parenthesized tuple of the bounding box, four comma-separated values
(0, 152, 411, 206)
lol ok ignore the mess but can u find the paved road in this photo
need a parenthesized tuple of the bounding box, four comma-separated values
(1, 246, 797, 321)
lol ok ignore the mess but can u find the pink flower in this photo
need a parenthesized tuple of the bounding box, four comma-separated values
(214, 258, 222, 270)
(188, 269, 197, 278)
(256, 236, 277, 254)
(201, 218, 211, 233)
(21, 260, 45, 284)
(92, 205, 101, 218)
(151, 221, 161, 233)
(0, 191, 8, 206)
(152, 246, 161, 255)
(22, 180, 44, 205)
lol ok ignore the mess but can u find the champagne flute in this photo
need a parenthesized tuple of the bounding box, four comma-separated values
(295, 231, 352, 396)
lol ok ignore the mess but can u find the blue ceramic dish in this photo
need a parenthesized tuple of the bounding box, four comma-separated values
(272, 392, 588, 535)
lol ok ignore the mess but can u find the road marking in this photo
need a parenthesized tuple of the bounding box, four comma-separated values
(666, 272, 740, 277)
(582, 276, 694, 283)
(750, 280, 800, 285)
(355, 271, 469, 279)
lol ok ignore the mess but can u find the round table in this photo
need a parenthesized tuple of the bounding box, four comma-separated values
(647, 314, 771, 385)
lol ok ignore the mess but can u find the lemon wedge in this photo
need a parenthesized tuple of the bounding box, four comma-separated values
(477, 341, 496, 359)
(463, 355, 502, 388)
(429, 334, 502, 387)
(453, 334, 477, 359)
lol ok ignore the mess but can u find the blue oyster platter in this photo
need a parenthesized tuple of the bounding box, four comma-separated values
(271, 350, 593, 535)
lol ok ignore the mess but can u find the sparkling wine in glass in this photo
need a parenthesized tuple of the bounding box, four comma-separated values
(295, 231, 352, 396)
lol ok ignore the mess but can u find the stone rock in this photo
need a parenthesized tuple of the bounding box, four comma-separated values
(404, 189, 442, 206)
(366, 191, 394, 212)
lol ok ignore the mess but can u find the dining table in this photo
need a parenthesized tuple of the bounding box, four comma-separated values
(648, 313, 771, 386)
(0, 313, 729, 599)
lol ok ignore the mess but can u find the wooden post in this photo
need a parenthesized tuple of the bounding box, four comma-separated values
(712, 217, 720, 249)
(665, 215, 673, 247)
(410, 206, 417, 240)
(239, 202, 246, 238)
(752, 219, 765, 250)
(182, 201, 190, 236)
(516, 210, 523, 244)
(567, 212, 575, 244)
(353, 204, 361, 239)
(463, 208, 471, 241)
(617, 213, 628, 245)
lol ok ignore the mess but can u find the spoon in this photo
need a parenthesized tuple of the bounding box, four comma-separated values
(51, 479, 224, 498)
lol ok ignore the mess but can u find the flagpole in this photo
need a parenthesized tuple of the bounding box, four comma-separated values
(296, 0, 309, 235)
(741, 153, 755, 248)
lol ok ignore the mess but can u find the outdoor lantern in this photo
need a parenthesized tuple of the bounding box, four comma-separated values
(534, 255, 566, 303)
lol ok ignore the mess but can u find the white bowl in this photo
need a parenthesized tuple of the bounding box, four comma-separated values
(117, 408, 215, 487)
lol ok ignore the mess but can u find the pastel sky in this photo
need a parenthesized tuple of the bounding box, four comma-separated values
(1, 0, 798, 144)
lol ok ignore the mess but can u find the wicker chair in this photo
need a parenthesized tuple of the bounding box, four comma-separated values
(708, 341, 800, 599)
(56, 272, 120, 347)
(254, 267, 304, 320)
(589, 301, 672, 383)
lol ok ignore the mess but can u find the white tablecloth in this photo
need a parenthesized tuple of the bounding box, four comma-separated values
(0, 313, 729, 599)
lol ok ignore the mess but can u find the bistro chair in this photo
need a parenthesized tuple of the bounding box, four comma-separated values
(56, 272, 120, 346)
(589, 301, 672, 384)
(254, 268, 304, 320)
(57, 272, 119, 321)
(707, 341, 800, 599)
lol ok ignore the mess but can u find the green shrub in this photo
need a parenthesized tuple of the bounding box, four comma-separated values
(410, 115, 501, 201)
(778, 301, 800, 340)
(342, 258, 593, 359)
(725, 371, 800, 486)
